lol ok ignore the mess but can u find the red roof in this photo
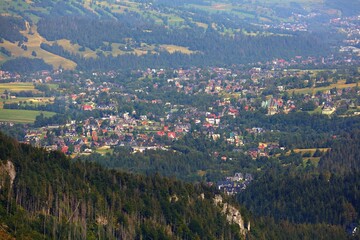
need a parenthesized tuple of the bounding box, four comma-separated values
(83, 105, 93, 111)
(229, 108, 239, 113)
(157, 131, 165, 136)
(168, 132, 176, 139)
(61, 146, 69, 153)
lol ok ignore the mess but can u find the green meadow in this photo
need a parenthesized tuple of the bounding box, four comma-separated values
(0, 109, 55, 123)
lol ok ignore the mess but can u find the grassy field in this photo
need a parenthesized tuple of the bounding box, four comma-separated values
(0, 97, 54, 109)
(0, 82, 36, 94)
(160, 45, 195, 54)
(287, 80, 358, 95)
(0, 82, 58, 94)
(309, 106, 323, 115)
(0, 109, 55, 123)
(0, 23, 77, 70)
(96, 146, 113, 155)
(195, 21, 208, 29)
(293, 148, 330, 155)
(95, 0, 141, 14)
(189, 3, 234, 12)
(21, 25, 77, 69)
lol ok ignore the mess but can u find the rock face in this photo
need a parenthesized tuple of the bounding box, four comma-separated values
(0, 160, 16, 190)
(214, 195, 250, 235)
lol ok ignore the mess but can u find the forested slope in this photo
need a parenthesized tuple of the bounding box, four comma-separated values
(0, 132, 243, 239)
(0, 0, 335, 72)
(237, 129, 360, 239)
(0, 132, 355, 239)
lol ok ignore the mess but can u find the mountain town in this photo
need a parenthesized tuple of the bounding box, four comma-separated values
(1, 0, 360, 239)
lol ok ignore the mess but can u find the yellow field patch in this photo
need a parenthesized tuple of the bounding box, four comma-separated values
(21, 25, 77, 69)
(108, 43, 125, 57)
(293, 148, 330, 155)
(332, 80, 358, 89)
(259, 17, 272, 22)
(54, 39, 97, 59)
(211, 4, 231, 10)
(82, 49, 98, 59)
(96, 0, 140, 13)
(96, 145, 113, 155)
(287, 80, 358, 95)
(0, 82, 35, 94)
(197, 170, 206, 177)
(0, 23, 77, 70)
(0, 40, 27, 56)
(195, 22, 208, 29)
(133, 49, 150, 56)
(276, 148, 330, 158)
(55, 39, 80, 55)
(160, 45, 195, 54)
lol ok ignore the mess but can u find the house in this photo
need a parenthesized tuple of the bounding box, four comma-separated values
(168, 132, 176, 139)
(226, 173, 244, 182)
(84, 148, 92, 153)
(157, 131, 165, 137)
(248, 149, 259, 159)
(61, 146, 69, 154)
(83, 105, 93, 111)
(228, 108, 239, 117)
(212, 134, 221, 141)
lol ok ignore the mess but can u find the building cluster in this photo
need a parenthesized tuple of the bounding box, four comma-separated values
(1, 51, 359, 159)
(217, 172, 254, 195)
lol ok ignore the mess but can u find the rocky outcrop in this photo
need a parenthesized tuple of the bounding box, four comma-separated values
(0, 161, 16, 190)
(214, 195, 250, 236)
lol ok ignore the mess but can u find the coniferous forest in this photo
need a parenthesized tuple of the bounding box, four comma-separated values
(0, 131, 356, 239)
(0, 132, 243, 239)
(237, 129, 360, 239)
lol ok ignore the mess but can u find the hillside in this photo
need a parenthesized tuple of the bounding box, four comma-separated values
(1, 131, 354, 239)
(237, 129, 360, 238)
(0, 131, 248, 239)
(0, 0, 352, 72)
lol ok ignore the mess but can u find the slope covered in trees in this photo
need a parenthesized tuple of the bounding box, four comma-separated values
(238, 172, 360, 226)
(0, 132, 243, 239)
(0, 15, 26, 43)
(0, 132, 352, 239)
(0, 57, 53, 72)
(318, 129, 360, 175)
(0, 0, 337, 72)
(35, 13, 326, 71)
(237, 129, 360, 238)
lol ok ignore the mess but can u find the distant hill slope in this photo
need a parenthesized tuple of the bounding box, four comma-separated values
(0, 0, 349, 72)
(326, 0, 360, 16)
